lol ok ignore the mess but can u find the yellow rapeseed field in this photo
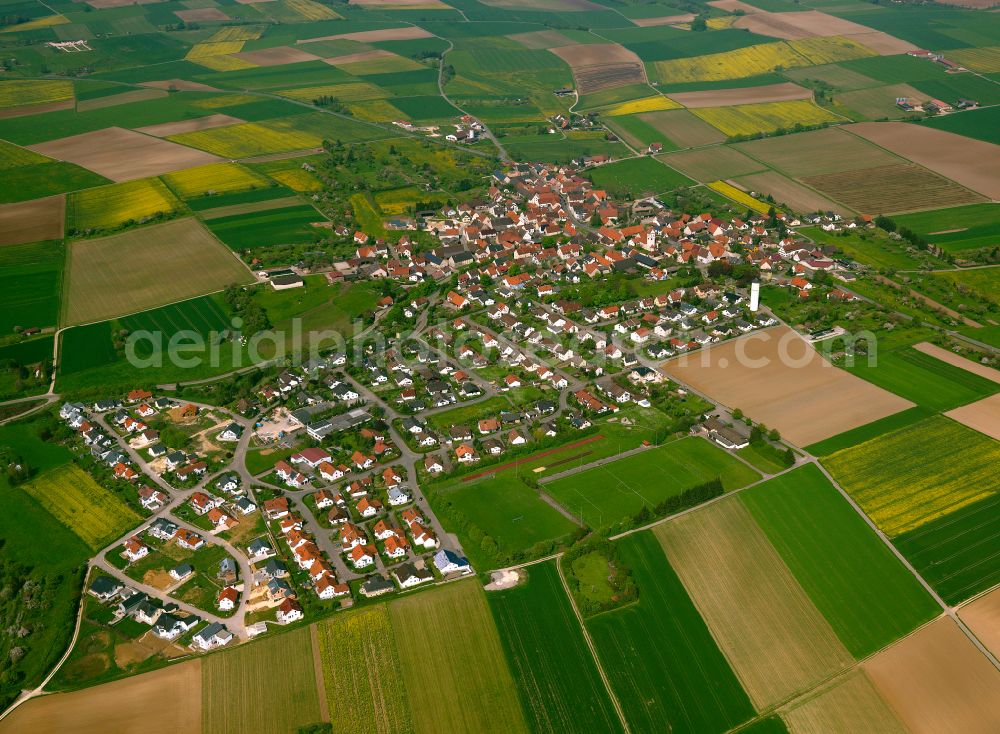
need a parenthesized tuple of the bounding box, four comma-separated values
(22, 465, 141, 550)
(652, 38, 875, 84)
(68, 178, 181, 232)
(825, 416, 1000, 537)
(708, 180, 773, 214)
(162, 162, 270, 199)
(278, 82, 390, 103)
(347, 99, 405, 122)
(706, 15, 737, 29)
(375, 186, 421, 215)
(602, 95, 681, 116)
(208, 25, 266, 42)
(186, 41, 246, 60)
(787, 36, 877, 65)
(0, 79, 73, 109)
(693, 100, 840, 137)
(168, 120, 323, 158)
(946, 46, 1000, 73)
(0, 14, 68, 33)
(285, 0, 342, 20)
(265, 167, 322, 191)
(0, 138, 50, 168)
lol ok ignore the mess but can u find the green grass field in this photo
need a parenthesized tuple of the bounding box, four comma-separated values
(488, 561, 623, 734)
(584, 157, 693, 198)
(0, 240, 63, 333)
(433, 475, 578, 567)
(741, 464, 938, 658)
(587, 531, 754, 733)
(205, 204, 324, 249)
(895, 492, 1000, 606)
(543, 437, 760, 526)
(203, 626, 324, 734)
(390, 580, 529, 734)
(798, 226, 929, 271)
(921, 104, 1000, 146)
(824, 416, 1000, 538)
(893, 203, 1000, 252)
(843, 345, 999, 412)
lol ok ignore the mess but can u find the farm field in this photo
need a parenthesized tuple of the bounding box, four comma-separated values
(389, 580, 529, 734)
(20, 464, 141, 550)
(959, 587, 1000, 661)
(708, 180, 771, 214)
(892, 203, 1000, 252)
(206, 204, 325, 249)
(863, 618, 1000, 734)
(740, 464, 937, 658)
(0, 240, 63, 333)
(805, 406, 931, 457)
(946, 393, 1000, 441)
(586, 531, 754, 734)
(692, 100, 840, 137)
(824, 415, 1000, 538)
(0, 195, 65, 246)
(202, 626, 324, 734)
(488, 561, 623, 734)
(894, 491, 1000, 606)
(64, 218, 253, 325)
(0, 659, 202, 734)
(659, 146, 766, 182)
(316, 606, 412, 734)
(66, 177, 181, 234)
(543, 437, 760, 526)
(922, 104, 1000, 146)
(734, 126, 898, 177)
(583, 156, 693, 197)
(663, 326, 913, 447)
(167, 119, 324, 158)
(843, 345, 999, 412)
(912, 341, 1000, 382)
(432, 475, 578, 567)
(733, 170, 848, 216)
(161, 162, 271, 199)
(782, 670, 909, 734)
(637, 109, 726, 148)
(655, 498, 853, 709)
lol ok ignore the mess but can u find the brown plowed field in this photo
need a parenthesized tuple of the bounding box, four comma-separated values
(662, 325, 913, 446)
(848, 122, 1000, 200)
(234, 46, 321, 66)
(0, 195, 65, 246)
(669, 82, 811, 108)
(913, 341, 1000, 383)
(175, 7, 230, 21)
(299, 26, 431, 44)
(30, 127, 220, 182)
(945, 393, 1000, 441)
(136, 113, 245, 137)
(642, 109, 725, 147)
(864, 618, 1000, 734)
(0, 659, 202, 734)
(782, 670, 909, 734)
(631, 13, 695, 27)
(551, 43, 646, 92)
(735, 170, 851, 215)
(960, 587, 1000, 659)
(76, 88, 166, 112)
(801, 162, 984, 215)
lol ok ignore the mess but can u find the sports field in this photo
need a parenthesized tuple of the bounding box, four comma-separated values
(20, 464, 140, 550)
(586, 531, 754, 733)
(656, 499, 853, 709)
(389, 580, 529, 734)
(317, 606, 412, 734)
(434, 475, 579, 561)
(542, 437, 760, 525)
(489, 561, 623, 734)
(203, 626, 325, 734)
(844, 345, 1000, 412)
(824, 415, 1000, 538)
(741, 464, 937, 658)
(64, 218, 253, 325)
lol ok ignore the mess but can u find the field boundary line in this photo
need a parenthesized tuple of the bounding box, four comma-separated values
(555, 555, 631, 734)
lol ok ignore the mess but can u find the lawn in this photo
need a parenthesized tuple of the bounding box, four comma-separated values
(741, 464, 938, 658)
(843, 345, 999, 412)
(488, 561, 622, 734)
(543, 437, 760, 527)
(389, 580, 529, 734)
(586, 531, 754, 734)
(21, 464, 141, 550)
(824, 416, 1000, 537)
(316, 605, 412, 734)
(202, 626, 324, 734)
(584, 156, 693, 198)
(432, 474, 578, 569)
(895, 492, 1000, 606)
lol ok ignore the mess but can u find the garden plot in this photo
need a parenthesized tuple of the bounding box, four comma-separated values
(30, 126, 219, 182)
(662, 326, 913, 447)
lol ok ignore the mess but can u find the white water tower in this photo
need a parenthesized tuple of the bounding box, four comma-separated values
(750, 281, 760, 312)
